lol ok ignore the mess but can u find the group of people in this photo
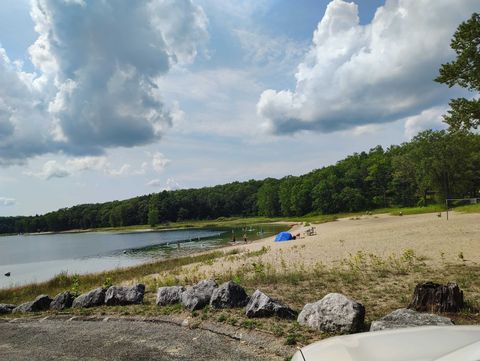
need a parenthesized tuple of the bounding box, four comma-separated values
(231, 231, 248, 244)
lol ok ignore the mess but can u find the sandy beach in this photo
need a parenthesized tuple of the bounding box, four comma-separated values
(174, 211, 480, 279)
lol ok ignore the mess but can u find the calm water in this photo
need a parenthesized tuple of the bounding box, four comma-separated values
(0, 224, 287, 289)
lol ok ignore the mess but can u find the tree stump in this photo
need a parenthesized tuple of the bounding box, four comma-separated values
(408, 282, 463, 313)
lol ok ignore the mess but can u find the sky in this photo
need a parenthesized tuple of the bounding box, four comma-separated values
(0, 0, 478, 216)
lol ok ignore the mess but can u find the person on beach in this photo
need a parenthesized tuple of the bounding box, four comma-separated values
(243, 233, 247, 243)
(232, 234, 236, 243)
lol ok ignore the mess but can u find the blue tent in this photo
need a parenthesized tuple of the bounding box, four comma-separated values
(274, 231, 294, 242)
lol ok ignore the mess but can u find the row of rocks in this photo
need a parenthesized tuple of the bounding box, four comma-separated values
(0, 280, 458, 336)
(0, 284, 145, 314)
(156, 280, 297, 319)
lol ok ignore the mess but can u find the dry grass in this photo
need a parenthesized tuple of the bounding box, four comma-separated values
(4, 248, 480, 348)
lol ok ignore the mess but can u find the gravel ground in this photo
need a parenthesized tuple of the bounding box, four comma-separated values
(0, 316, 290, 361)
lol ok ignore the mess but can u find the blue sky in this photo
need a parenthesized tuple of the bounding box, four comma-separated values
(0, 0, 477, 216)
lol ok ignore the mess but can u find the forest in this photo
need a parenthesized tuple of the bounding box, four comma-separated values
(0, 129, 479, 234)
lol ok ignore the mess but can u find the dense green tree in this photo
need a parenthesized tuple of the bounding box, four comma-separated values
(436, 13, 480, 131)
(256, 179, 280, 217)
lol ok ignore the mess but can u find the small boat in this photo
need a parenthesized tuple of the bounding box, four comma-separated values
(4, 272, 11, 277)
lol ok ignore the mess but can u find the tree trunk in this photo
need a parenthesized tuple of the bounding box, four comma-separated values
(409, 282, 463, 313)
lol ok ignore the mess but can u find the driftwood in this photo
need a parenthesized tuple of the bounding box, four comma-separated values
(409, 282, 463, 313)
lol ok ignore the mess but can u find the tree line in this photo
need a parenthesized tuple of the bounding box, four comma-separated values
(1, 130, 479, 234)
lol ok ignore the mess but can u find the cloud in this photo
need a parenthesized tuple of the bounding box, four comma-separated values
(107, 164, 132, 177)
(350, 124, 383, 136)
(24, 155, 152, 179)
(404, 106, 447, 139)
(157, 68, 263, 136)
(257, 0, 478, 134)
(152, 152, 170, 173)
(0, 48, 52, 165)
(0, 0, 208, 164)
(147, 177, 180, 189)
(146, 179, 163, 187)
(65, 156, 107, 171)
(234, 29, 306, 68)
(25, 160, 71, 180)
(0, 197, 15, 206)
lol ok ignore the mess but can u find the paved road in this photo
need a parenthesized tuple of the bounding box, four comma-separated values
(0, 318, 285, 361)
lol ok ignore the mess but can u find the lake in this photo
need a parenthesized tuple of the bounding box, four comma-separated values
(0, 224, 287, 289)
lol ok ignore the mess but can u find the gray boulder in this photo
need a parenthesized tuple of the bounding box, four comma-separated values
(0, 304, 16, 314)
(72, 287, 105, 308)
(156, 286, 185, 306)
(210, 281, 249, 309)
(370, 308, 454, 331)
(181, 280, 218, 311)
(245, 290, 296, 319)
(105, 284, 145, 306)
(13, 295, 52, 313)
(50, 291, 74, 311)
(298, 293, 365, 333)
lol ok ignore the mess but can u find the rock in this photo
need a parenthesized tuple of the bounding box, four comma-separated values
(245, 290, 296, 319)
(105, 284, 145, 306)
(0, 304, 16, 314)
(210, 281, 249, 309)
(297, 293, 365, 334)
(409, 282, 464, 313)
(370, 308, 454, 331)
(72, 287, 106, 308)
(13, 295, 52, 313)
(181, 280, 218, 311)
(50, 291, 74, 311)
(156, 286, 185, 306)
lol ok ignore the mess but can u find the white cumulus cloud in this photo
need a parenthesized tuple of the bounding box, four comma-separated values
(25, 160, 71, 180)
(257, 0, 478, 134)
(404, 106, 447, 139)
(0, 0, 208, 164)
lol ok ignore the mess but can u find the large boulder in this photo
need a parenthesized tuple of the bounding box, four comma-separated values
(13, 295, 52, 313)
(409, 282, 464, 313)
(156, 286, 185, 306)
(245, 290, 296, 319)
(105, 284, 145, 306)
(181, 280, 218, 311)
(210, 281, 249, 309)
(298, 293, 365, 334)
(50, 291, 74, 311)
(72, 287, 106, 308)
(370, 308, 454, 331)
(0, 304, 16, 314)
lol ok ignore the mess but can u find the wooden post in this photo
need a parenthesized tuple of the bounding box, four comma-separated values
(445, 199, 448, 220)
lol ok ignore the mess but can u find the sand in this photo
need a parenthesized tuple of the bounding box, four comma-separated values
(182, 211, 480, 278)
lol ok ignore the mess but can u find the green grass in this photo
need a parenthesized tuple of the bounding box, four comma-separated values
(386, 204, 445, 216)
(455, 203, 480, 213)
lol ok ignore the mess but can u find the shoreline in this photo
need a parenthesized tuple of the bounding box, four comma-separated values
(0, 223, 293, 291)
(1, 210, 478, 295)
